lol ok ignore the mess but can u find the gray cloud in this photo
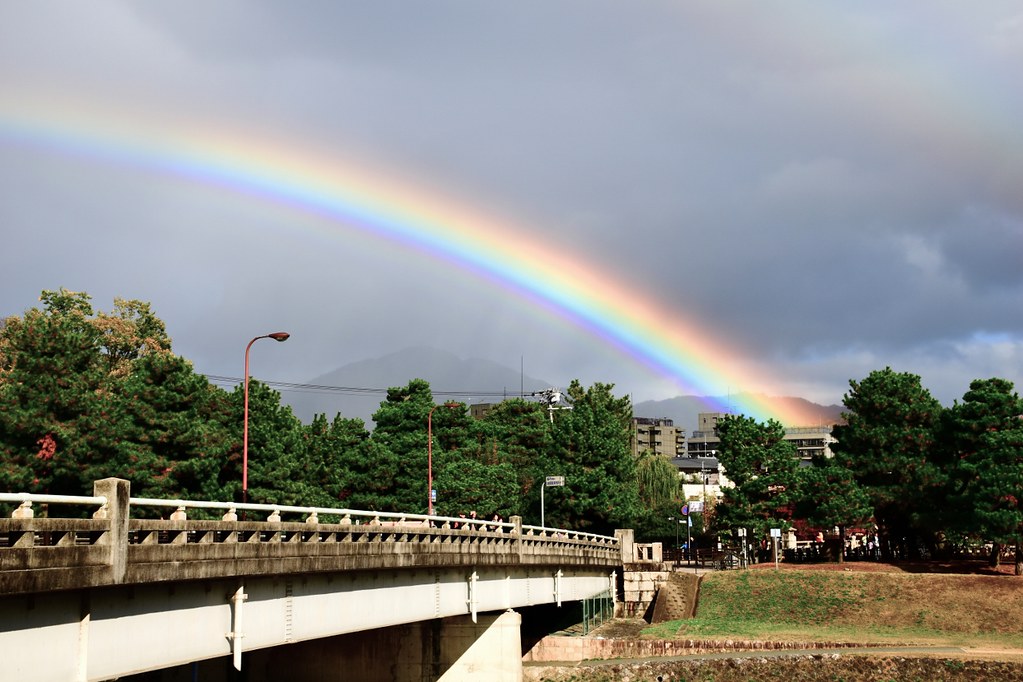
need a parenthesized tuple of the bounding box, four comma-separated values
(2, 1, 1021, 413)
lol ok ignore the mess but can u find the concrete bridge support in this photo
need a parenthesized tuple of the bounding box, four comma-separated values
(127, 611, 522, 682)
(248, 610, 522, 682)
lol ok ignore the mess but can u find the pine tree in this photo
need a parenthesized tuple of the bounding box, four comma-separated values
(830, 367, 944, 559)
(369, 379, 437, 513)
(476, 398, 552, 517)
(714, 415, 800, 538)
(542, 381, 640, 534)
(304, 412, 371, 510)
(945, 378, 1023, 573)
(0, 290, 109, 495)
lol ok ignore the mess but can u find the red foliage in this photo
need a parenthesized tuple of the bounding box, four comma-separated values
(35, 434, 56, 461)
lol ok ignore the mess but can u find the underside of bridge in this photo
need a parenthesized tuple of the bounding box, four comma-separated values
(118, 600, 599, 682)
(123, 610, 527, 682)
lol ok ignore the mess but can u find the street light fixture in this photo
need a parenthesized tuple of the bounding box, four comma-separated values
(243, 331, 290, 506)
(427, 401, 461, 517)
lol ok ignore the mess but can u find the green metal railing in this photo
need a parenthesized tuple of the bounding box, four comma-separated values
(581, 588, 614, 634)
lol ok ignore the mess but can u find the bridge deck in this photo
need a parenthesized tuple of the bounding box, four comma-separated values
(1, 479, 627, 682)
(1, 478, 623, 595)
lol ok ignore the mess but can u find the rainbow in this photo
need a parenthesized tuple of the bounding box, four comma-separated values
(0, 100, 823, 425)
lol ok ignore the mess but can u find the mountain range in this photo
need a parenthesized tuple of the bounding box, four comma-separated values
(280, 346, 844, 432)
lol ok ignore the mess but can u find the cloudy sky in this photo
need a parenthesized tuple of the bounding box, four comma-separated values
(2, 2, 1021, 417)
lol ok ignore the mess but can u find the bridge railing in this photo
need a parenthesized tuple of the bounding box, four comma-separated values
(1, 478, 623, 595)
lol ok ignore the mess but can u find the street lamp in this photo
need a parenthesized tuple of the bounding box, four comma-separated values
(243, 331, 290, 506)
(427, 402, 461, 517)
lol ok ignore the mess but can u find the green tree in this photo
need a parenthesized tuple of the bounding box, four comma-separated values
(108, 351, 232, 500)
(0, 289, 109, 495)
(0, 289, 235, 502)
(540, 381, 640, 534)
(436, 456, 519, 522)
(632, 451, 684, 547)
(945, 378, 1023, 574)
(476, 398, 552, 515)
(794, 457, 873, 563)
(369, 379, 437, 513)
(165, 384, 238, 503)
(425, 399, 505, 518)
(304, 412, 371, 509)
(336, 438, 401, 512)
(230, 379, 309, 507)
(831, 367, 944, 559)
(636, 450, 681, 508)
(713, 415, 800, 539)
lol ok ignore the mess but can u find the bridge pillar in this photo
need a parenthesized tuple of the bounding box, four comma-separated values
(93, 477, 130, 584)
(245, 610, 522, 682)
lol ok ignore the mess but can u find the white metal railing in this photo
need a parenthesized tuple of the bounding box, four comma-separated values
(0, 492, 107, 506)
(1, 491, 618, 545)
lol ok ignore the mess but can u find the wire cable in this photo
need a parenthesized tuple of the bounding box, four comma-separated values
(203, 374, 534, 400)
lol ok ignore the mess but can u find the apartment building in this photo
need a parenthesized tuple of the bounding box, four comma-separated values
(631, 417, 686, 458)
(686, 412, 835, 463)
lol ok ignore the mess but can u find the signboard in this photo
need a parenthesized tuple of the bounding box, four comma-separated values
(545, 476, 565, 487)
(770, 528, 781, 538)
(688, 500, 704, 513)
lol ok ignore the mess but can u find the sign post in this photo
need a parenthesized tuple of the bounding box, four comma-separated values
(737, 527, 747, 569)
(770, 528, 781, 570)
(688, 500, 705, 566)
(681, 504, 692, 565)
(541, 475, 564, 529)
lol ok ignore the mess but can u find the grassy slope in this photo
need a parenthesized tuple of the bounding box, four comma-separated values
(643, 568, 1023, 649)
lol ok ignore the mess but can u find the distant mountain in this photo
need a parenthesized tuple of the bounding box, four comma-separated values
(281, 346, 552, 425)
(633, 394, 845, 434)
(281, 346, 844, 432)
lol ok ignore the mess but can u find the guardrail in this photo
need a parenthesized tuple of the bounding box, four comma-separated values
(0, 478, 623, 595)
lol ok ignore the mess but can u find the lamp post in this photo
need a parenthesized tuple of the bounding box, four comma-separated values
(243, 331, 290, 506)
(427, 402, 461, 517)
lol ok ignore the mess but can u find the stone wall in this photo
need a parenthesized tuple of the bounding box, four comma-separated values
(523, 635, 896, 664)
(615, 538, 669, 617)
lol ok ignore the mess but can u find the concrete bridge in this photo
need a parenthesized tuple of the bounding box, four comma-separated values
(1, 479, 629, 681)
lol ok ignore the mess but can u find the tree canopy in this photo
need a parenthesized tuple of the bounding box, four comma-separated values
(1, 291, 643, 532)
(712, 415, 799, 536)
(5, 288, 1023, 574)
(830, 367, 944, 559)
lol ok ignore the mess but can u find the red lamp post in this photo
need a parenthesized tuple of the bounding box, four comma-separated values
(427, 402, 461, 517)
(243, 331, 290, 505)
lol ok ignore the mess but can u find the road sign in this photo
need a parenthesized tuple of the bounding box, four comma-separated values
(770, 528, 781, 538)
(681, 504, 689, 516)
(431, 489, 437, 502)
(545, 476, 565, 487)
(688, 500, 704, 513)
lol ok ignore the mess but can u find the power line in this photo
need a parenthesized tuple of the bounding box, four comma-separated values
(202, 375, 529, 400)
